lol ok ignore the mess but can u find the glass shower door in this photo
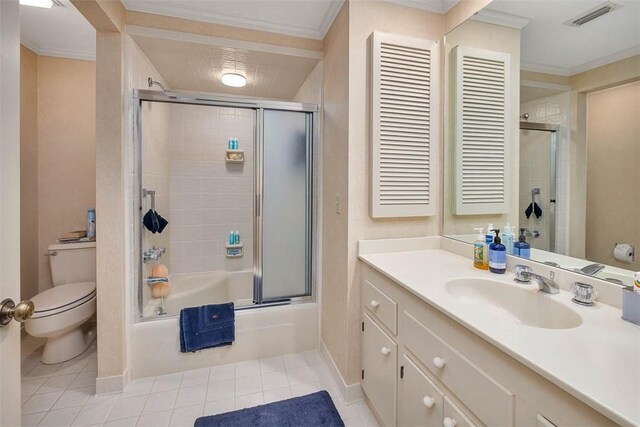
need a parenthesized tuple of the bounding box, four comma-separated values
(258, 109, 312, 302)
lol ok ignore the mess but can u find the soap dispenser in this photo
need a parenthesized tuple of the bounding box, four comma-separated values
(514, 228, 531, 259)
(502, 224, 514, 255)
(489, 229, 506, 274)
(473, 228, 489, 270)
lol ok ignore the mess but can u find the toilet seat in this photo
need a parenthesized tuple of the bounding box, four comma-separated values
(30, 282, 96, 319)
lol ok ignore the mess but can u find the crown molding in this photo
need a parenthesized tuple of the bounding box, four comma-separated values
(382, 0, 460, 14)
(470, 9, 530, 29)
(122, 0, 328, 40)
(568, 46, 640, 76)
(521, 62, 571, 77)
(318, 0, 344, 38)
(21, 36, 95, 61)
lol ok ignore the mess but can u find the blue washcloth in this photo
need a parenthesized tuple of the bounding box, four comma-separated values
(179, 303, 235, 353)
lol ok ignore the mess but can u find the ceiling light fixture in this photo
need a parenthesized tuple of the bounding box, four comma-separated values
(221, 73, 246, 88)
(19, 0, 53, 8)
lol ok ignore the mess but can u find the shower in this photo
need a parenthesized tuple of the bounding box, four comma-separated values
(133, 90, 317, 320)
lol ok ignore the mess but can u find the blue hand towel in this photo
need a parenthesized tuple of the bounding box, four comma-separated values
(179, 303, 235, 353)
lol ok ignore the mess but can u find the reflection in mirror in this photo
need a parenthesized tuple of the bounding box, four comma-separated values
(444, 0, 640, 286)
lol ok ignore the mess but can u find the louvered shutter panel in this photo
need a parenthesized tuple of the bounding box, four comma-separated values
(453, 46, 511, 215)
(371, 32, 438, 218)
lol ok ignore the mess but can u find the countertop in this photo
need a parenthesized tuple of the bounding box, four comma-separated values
(359, 242, 640, 426)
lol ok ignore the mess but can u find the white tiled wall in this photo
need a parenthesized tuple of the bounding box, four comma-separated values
(168, 105, 255, 274)
(520, 92, 571, 255)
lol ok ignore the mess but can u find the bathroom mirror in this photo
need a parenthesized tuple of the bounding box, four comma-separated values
(443, 0, 640, 285)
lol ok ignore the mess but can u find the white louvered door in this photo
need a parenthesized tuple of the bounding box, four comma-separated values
(371, 32, 438, 218)
(453, 46, 511, 215)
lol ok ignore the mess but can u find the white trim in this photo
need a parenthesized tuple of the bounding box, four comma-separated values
(95, 369, 128, 395)
(382, 0, 460, 14)
(521, 62, 571, 77)
(122, 0, 328, 40)
(318, 0, 345, 39)
(19, 38, 95, 61)
(125, 25, 322, 60)
(470, 9, 530, 29)
(568, 46, 640, 76)
(521, 79, 571, 93)
(319, 339, 365, 404)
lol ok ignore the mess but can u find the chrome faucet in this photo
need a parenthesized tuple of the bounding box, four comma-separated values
(514, 265, 560, 294)
(576, 263, 605, 276)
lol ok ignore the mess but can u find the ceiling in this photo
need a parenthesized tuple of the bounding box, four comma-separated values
(20, 0, 96, 60)
(478, 0, 640, 76)
(131, 35, 321, 99)
(18, 0, 460, 60)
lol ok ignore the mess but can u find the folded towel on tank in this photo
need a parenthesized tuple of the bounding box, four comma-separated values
(179, 303, 235, 353)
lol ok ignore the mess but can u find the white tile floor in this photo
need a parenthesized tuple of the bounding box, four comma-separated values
(21, 340, 380, 427)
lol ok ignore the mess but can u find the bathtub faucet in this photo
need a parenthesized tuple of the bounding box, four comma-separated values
(146, 276, 169, 285)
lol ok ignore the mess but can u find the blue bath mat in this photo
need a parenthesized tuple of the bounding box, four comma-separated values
(194, 390, 344, 427)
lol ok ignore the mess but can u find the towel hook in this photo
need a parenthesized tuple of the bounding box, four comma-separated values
(142, 188, 156, 211)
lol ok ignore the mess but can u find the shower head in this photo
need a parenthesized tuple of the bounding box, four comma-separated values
(520, 113, 530, 120)
(148, 77, 167, 92)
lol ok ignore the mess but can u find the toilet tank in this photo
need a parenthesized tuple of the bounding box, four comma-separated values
(48, 241, 97, 286)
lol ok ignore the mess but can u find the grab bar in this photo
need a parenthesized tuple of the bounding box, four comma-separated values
(142, 188, 156, 210)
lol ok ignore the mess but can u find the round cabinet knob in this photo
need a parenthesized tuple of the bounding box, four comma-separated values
(0, 298, 35, 327)
(444, 417, 457, 427)
(381, 347, 391, 356)
(370, 300, 380, 308)
(432, 357, 446, 369)
(422, 396, 435, 408)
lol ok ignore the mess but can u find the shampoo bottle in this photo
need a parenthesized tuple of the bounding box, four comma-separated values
(514, 228, 531, 259)
(501, 224, 514, 255)
(473, 228, 489, 270)
(489, 229, 506, 274)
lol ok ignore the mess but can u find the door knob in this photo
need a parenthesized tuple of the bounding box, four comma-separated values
(433, 357, 446, 369)
(423, 396, 435, 408)
(370, 300, 379, 308)
(381, 346, 391, 356)
(0, 298, 35, 327)
(444, 417, 457, 427)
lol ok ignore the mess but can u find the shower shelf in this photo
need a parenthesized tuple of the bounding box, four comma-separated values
(225, 150, 244, 163)
(225, 243, 244, 258)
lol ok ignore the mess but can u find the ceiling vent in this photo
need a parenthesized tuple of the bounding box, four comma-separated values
(52, 0, 64, 6)
(564, 1, 622, 27)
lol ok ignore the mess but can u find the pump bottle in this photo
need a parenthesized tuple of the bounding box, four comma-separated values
(489, 229, 507, 274)
(473, 228, 489, 270)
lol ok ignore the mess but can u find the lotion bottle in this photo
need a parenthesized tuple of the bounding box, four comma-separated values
(473, 228, 489, 270)
(489, 229, 506, 274)
(501, 224, 514, 255)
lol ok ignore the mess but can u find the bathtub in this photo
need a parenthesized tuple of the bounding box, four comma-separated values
(132, 270, 317, 378)
(142, 270, 254, 318)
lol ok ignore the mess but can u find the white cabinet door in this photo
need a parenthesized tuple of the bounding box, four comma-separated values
(362, 312, 397, 427)
(399, 354, 444, 427)
(443, 396, 476, 427)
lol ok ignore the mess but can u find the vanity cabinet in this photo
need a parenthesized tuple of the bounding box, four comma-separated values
(360, 263, 616, 427)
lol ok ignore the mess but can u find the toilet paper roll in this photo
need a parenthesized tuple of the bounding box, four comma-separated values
(614, 243, 634, 263)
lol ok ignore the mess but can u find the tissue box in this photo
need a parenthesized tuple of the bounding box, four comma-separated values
(622, 287, 640, 326)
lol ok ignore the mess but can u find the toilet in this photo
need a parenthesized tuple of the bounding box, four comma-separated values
(25, 241, 96, 364)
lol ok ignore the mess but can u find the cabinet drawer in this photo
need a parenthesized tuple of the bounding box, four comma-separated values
(444, 396, 476, 427)
(403, 310, 514, 426)
(362, 312, 397, 427)
(400, 354, 444, 427)
(363, 279, 397, 335)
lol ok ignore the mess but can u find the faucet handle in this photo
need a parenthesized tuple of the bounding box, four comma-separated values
(514, 265, 532, 283)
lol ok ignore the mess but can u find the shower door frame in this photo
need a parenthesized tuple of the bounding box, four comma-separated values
(133, 90, 318, 318)
(519, 121, 559, 253)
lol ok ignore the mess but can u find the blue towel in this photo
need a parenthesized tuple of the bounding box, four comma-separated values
(179, 303, 235, 353)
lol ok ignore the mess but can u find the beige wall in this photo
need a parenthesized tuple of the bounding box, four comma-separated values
(20, 46, 39, 300)
(19, 48, 96, 296)
(566, 54, 640, 257)
(585, 81, 639, 271)
(36, 56, 96, 291)
(321, 0, 351, 382)
(443, 20, 521, 236)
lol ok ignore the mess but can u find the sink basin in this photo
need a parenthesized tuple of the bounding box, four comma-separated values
(445, 278, 582, 329)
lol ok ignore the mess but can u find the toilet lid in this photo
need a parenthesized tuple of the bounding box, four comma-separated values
(31, 282, 96, 319)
